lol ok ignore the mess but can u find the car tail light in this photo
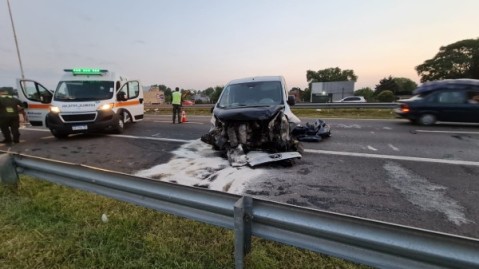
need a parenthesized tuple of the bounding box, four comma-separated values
(400, 103, 410, 113)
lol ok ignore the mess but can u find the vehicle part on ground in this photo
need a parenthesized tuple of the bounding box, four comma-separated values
(246, 151, 302, 166)
(292, 119, 331, 142)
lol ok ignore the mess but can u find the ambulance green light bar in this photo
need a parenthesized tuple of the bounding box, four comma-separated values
(64, 68, 108, 75)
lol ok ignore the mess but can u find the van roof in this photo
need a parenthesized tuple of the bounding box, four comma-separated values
(414, 79, 479, 95)
(227, 76, 284, 85)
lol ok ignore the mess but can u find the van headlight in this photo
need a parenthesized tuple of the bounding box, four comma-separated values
(50, 106, 60, 113)
(99, 103, 113, 111)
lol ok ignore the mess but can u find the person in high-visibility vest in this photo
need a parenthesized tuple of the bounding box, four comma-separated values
(171, 87, 182, 124)
(0, 88, 25, 144)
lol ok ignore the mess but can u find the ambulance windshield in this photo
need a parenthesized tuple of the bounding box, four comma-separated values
(54, 81, 115, 101)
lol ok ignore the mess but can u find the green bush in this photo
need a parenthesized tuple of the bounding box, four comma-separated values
(376, 90, 396, 102)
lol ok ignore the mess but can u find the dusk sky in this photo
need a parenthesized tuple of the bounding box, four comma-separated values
(1, 0, 478, 91)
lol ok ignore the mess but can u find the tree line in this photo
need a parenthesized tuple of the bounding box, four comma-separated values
(162, 38, 478, 103)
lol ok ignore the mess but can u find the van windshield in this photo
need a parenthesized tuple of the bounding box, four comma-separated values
(217, 81, 283, 108)
(54, 81, 114, 101)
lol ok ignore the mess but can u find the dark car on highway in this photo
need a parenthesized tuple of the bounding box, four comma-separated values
(395, 79, 479, 125)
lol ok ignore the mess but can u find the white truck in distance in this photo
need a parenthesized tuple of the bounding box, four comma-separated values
(17, 68, 144, 138)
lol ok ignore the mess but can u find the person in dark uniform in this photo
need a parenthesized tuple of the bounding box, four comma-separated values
(0, 88, 25, 144)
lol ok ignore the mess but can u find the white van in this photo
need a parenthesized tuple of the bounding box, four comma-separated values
(17, 68, 144, 138)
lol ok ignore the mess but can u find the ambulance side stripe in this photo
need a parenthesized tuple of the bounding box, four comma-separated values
(114, 100, 141, 107)
(28, 104, 51, 109)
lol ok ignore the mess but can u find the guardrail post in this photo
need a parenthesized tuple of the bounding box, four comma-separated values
(0, 153, 19, 185)
(234, 196, 253, 269)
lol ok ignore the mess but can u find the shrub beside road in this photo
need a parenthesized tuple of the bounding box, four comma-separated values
(145, 104, 396, 119)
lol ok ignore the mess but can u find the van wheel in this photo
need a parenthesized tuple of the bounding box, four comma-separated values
(418, 114, 436, 126)
(50, 129, 69, 139)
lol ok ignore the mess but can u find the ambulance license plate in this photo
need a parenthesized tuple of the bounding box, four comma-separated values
(72, 125, 88, 130)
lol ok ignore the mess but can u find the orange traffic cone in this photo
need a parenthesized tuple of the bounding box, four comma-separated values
(181, 110, 187, 123)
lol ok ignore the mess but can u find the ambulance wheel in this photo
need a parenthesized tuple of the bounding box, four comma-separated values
(115, 114, 125, 134)
(50, 129, 69, 139)
(124, 111, 132, 123)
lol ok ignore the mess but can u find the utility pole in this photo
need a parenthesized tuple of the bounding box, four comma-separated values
(6, 0, 25, 79)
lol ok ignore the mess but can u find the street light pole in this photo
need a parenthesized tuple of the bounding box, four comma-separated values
(6, 0, 25, 79)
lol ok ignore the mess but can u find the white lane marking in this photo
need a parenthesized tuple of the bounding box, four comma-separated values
(19, 128, 479, 167)
(388, 144, 399, 151)
(153, 121, 204, 124)
(383, 127, 392, 130)
(304, 149, 479, 167)
(336, 124, 361, 129)
(109, 134, 189, 143)
(23, 127, 50, 132)
(21, 128, 190, 143)
(416, 130, 479, 135)
(384, 162, 472, 225)
(367, 145, 378, 151)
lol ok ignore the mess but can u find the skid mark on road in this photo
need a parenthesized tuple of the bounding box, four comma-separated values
(384, 162, 472, 225)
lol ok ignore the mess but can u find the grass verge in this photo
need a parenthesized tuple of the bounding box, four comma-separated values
(146, 106, 397, 119)
(0, 177, 370, 269)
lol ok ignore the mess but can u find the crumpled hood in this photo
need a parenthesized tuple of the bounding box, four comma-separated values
(214, 105, 284, 121)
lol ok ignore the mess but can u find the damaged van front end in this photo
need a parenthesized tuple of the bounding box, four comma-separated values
(201, 76, 306, 167)
(201, 105, 303, 166)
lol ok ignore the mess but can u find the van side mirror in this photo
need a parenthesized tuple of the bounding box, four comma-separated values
(287, 95, 296, 106)
(210, 106, 214, 113)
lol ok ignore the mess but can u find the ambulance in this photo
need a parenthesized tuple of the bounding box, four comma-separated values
(16, 68, 144, 138)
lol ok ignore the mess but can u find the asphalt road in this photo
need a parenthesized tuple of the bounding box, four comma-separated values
(2, 114, 479, 239)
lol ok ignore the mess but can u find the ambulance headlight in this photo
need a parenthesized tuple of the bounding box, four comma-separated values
(99, 103, 113, 111)
(50, 106, 60, 113)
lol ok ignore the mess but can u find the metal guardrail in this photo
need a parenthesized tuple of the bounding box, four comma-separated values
(1, 152, 478, 269)
(294, 102, 398, 109)
(146, 103, 398, 109)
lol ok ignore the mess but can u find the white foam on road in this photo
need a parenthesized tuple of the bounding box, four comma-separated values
(135, 139, 265, 194)
(384, 162, 472, 226)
